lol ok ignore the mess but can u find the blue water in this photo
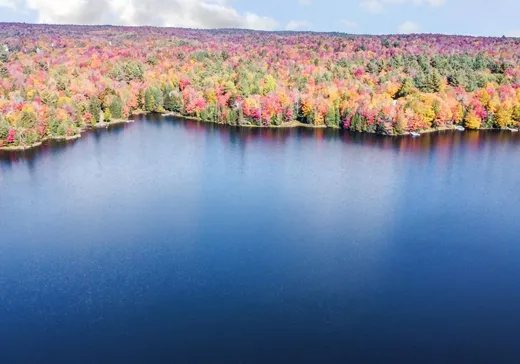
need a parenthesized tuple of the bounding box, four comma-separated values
(1, 116, 520, 363)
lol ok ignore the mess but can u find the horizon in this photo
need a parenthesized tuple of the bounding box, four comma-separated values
(1, 0, 520, 38)
(0, 21, 518, 39)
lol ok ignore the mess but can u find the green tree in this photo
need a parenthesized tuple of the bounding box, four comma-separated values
(427, 69, 444, 93)
(226, 109, 237, 125)
(145, 88, 155, 112)
(163, 88, 181, 112)
(350, 112, 365, 132)
(40, 90, 58, 107)
(55, 74, 69, 92)
(26, 130, 39, 145)
(0, 116, 10, 139)
(16, 109, 37, 128)
(107, 64, 125, 82)
(88, 96, 101, 123)
(152, 87, 164, 111)
(57, 122, 68, 136)
(415, 69, 444, 93)
(0, 65, 8, 78)
(0, 50, 8, 63)
(123, 60, 145, 81)
(109, 96, 124, 119)
(145, 87, 164, 112)
(447, 71, 466, 88)
(396, 78, 414, 98)
(49, 118, 60, 135)
(325, 105, 338, 126)
(146, 53, 158, 66)
(238, 76, 250, 97)
(262, 75, 276, 95)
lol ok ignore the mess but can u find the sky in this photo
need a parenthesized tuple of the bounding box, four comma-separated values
(0, 0, 519, 37)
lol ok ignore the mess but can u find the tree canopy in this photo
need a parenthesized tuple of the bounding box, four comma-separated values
(1, 23, 520, 147)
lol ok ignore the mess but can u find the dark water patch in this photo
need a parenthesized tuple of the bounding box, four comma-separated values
(1, 116, 520, 363)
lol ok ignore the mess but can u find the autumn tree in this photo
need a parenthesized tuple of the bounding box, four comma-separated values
(262, 75, 277, 95)
(104, 108, 112, 122)
(464, 109, 482, 129)
(495, 102, 513, 128)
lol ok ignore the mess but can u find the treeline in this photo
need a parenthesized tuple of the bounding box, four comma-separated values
(1, 24, 520, 147)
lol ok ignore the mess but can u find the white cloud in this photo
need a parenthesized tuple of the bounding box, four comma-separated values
(398, 20, 421, 33)
(414, 0, 446, 6)
(285, 20, 311, 31)
(360, 0, 384, 13)
(297, 0, 312, 5)
(0, 0, 15, 8)
(341, 19, 359, 29)
(360, 0, 447, 13)
(0, 0, 279, 30)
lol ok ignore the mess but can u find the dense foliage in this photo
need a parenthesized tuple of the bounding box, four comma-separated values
(1, 23, 520, 147)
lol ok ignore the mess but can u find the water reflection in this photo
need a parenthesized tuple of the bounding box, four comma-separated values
(2, 117, 519, 167)
(1, 115, 520, 363)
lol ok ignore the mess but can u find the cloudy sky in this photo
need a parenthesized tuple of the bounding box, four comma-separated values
(0, 0, 519, 36)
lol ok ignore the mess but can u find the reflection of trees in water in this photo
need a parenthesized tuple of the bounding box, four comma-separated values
(105, 123, 127, 136)
(2, 116, 520, 168)
(145, 116, 520, 156)
(1, 139, 52, 170)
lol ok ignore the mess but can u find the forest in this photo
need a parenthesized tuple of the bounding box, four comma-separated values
(1, 23, 520, 148)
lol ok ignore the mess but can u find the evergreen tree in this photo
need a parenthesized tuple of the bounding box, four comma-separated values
(0, 116, 10, 139)
(88, 96, 101, 123)
(164, 91, 181, 112)
(0, 65, 8, 78)
(152, 87, 164, 110)
(0, 50, 8, 63)
(145, 87, 164, 112)
(350, 113, 364, 132)
(17, 109, 37, 128)
(238, 76, 250, 97)
(109, 97, 124, 119)
(144, 88, 155, 112)
(396, 78, 414, 98)
(326, 105, 337, 126)
(49, 118, 60, 134)
(426, 69, 444, 93)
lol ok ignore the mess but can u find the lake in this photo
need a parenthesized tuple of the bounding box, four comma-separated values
(1, 115, 520, 363)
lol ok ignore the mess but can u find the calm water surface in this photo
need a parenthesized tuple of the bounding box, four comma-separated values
(1, 116, 520, 363)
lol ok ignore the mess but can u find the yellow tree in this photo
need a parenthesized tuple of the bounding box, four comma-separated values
(479, 88, 491, 107)
(487, 95, 500, 114)
(495, 100, 513, 128)
(412, 95, 435, 128)
(464, 109, 482, 129)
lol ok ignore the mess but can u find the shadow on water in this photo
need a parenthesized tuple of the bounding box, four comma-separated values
(0, 122, 133, 169)
(1, 115, 519, 167)
(156, 114, 520, 156)
(2, 113, 520, 364)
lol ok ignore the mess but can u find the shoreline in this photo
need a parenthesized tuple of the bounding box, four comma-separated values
(0, 112, 515, 152)
(161, 112, 330, 129)
(0, 118, 133, 151)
